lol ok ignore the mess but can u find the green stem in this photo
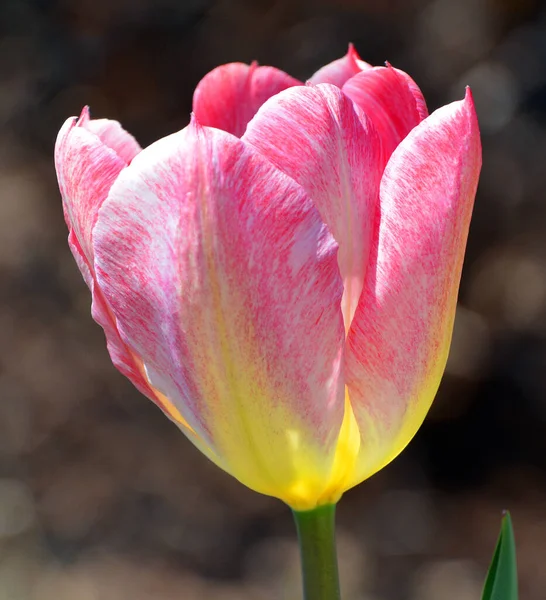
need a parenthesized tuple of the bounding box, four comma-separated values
(292, 504, 341, 600)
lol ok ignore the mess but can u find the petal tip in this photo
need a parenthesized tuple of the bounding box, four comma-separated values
(77, 105, 90, 126)
(347, 43, 366, 69)
(347, 43, 358, 60)
(463, 87, 480, 146)
(461, 86, 479, 127)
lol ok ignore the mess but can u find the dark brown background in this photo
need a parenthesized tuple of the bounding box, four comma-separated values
(0, 0, 545, 598)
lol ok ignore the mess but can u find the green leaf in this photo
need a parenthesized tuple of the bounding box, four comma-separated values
(482, 511, 518, 600)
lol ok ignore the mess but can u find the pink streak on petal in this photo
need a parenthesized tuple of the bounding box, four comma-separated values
(192, 62, 301, 137)
(342, 65, 428, 164)
(390, 65, 429, 122)
(85, 118, 142, 165)
(243, 83, 382, 328)
(346, 89, 481, 465)
(54, 112, 163, 407)
(93, 122, 345, 479)
(55, 110, 131, 268)
(308, 44, 371, 88)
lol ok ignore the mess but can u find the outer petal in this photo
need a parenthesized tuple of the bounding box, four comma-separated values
(342, 65, 428, 163)
(55, 109, 132, 265)
(84, 117, 141, 165)
(93, 122, 346, 509)
(243, 83, 382, 328)
(345, 89, 481, 488)
(391, 66, 429, 122)
(55, 112, 188, 426)
(192, 62, 301, 137)
(308, 44, 371, 88)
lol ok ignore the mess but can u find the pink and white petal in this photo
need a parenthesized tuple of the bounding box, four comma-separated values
(71, 225, 200, 432)
(342, 65, 428, 163)
(93, 122, 346, 507)
(55, 110, 128, 264)
(64, 230, 146, 398)
(345, 89, 481, 487)
(86, 251, 157, 402)
(55, 112, 183, 424)
(244, 83, 382, 328)
(192, 62, 301, 137)
(308, 44, 371, 88)
(85, 117, 142, 164)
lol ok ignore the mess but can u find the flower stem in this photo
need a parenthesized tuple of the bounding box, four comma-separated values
(292, 504, 341, 600)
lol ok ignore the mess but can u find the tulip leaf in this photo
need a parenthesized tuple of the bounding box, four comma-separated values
(482, 511, 518, 600)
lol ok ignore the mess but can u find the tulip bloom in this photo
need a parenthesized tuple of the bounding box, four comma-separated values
(55, 46, 481, 511)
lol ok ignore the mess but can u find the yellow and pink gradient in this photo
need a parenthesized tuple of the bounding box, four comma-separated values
(55, 46, 481, 510)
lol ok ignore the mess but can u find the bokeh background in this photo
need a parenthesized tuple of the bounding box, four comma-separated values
(0, 0, 545, 598)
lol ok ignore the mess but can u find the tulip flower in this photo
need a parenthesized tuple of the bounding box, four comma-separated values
(55, 44, 480, 523)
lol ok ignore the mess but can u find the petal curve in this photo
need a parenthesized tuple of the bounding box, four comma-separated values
(84, 117, 141, 165)
(93, 121, 346, 508)
(342, 65, 428, 163)
(308, 44, 371, 88)
(244, 83, 382, 329)
(192, 62, 301, 137)
(55, 111, 187, 424)
(345, 89, 482, 487)
(55, 109, 133, 266)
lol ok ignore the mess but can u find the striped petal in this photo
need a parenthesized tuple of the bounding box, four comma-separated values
(93, 121, 346, 509)
(308, 44, 371, 88)
(84, 117, 141, 165)
(243, 84, 382, 329)
(342, 65, 428, 164)
(54, 110, 190, 426)
(345, 89, 481, 488)
(192, 62, 301, 137)
(55, 108, 134, 266)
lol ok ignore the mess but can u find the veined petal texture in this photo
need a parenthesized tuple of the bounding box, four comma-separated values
(244, 84, 382, 329)
(345, 90, 481, 488)
(54, 111, 156, 396)
(55, 108, 139, 267)
(308, 44, 371, 88)
(93, 122, 346, 509)
(55, 48, 482, 508)
(192, 62, 301, 137)
(342, 65, 428, 164)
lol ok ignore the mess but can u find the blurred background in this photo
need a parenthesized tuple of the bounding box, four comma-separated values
(0, 0, 545, 598)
